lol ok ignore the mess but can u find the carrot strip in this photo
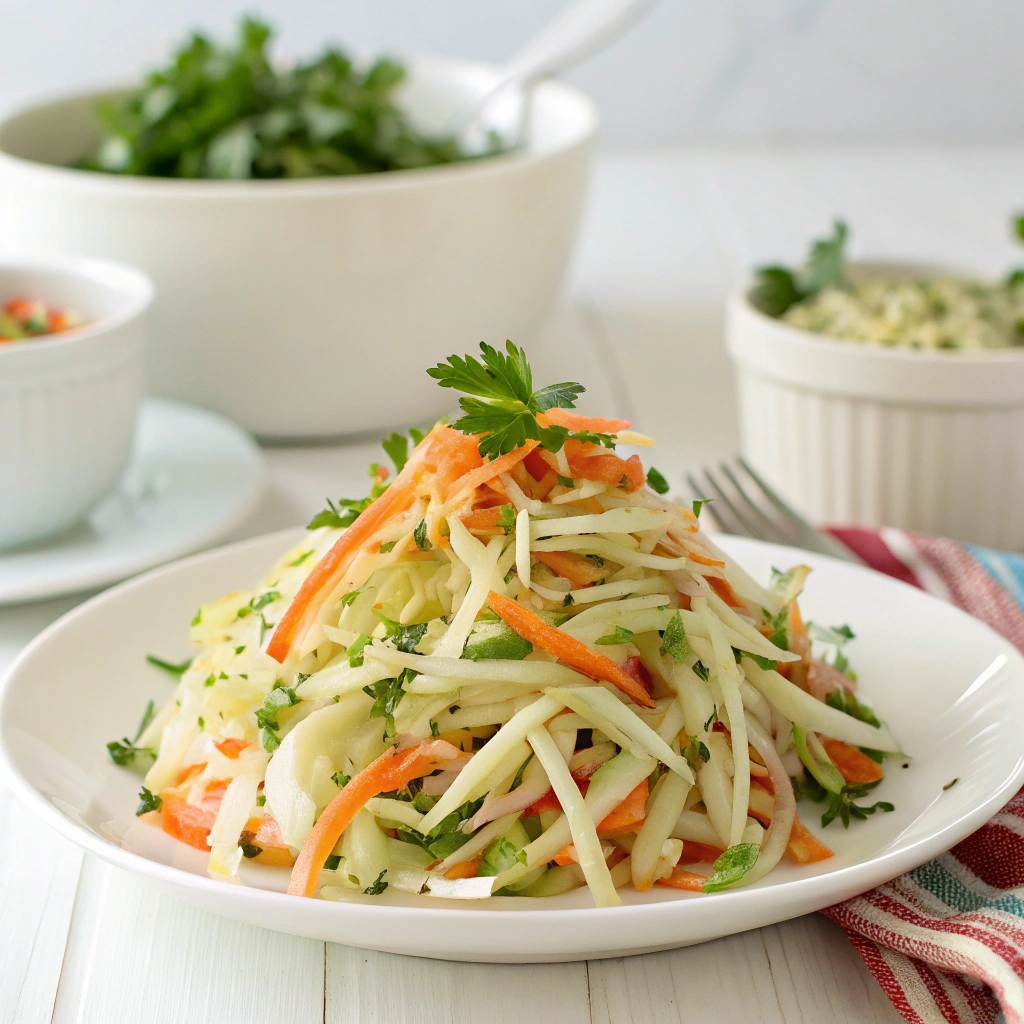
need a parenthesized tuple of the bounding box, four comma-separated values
(656, 867, 709, 892)
(541, 409, 633, 434)
(459, 506, 506, 533)
(214, 737, 250, 758)
(688, 552, 727, 568)
(443, 440, 539, 503)
(786, 814, 834, 864)
(678, 841, 725, 864)
(707, 575, 744, 608)
(486, 591, 656, 708)
(596, 779, 648, 836)
(563, 441, 645, 492)
(820, 737, 885, 785)
(287, 740, 462, 897)
(160, 793, 218, 851)
(533, 550, 607, 588)
(445, 858, 482, 880)
(268, 426, 478, 662)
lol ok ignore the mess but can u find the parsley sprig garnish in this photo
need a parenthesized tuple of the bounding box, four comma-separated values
(428, 342, 616, 458)
(751, 220, 849, 317)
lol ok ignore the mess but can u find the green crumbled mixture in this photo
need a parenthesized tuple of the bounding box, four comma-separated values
(752, 218, 1024, 350)
(76, 16, 488, 180)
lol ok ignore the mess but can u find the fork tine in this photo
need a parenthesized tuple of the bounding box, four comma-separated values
(718, 461, 794, 544)
(692, 467, 764, 540)
(686, 471, 736, 535)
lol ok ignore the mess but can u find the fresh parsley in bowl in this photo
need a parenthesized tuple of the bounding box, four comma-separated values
(750, 218, 1024, 351)
(76, 17, 486, 180)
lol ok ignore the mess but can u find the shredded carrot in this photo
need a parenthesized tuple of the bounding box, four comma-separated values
(820, 737, 885, 785)
(786, 814, 834, 864)
(541, 409, 632, 434)
(707, 574, 744, 608)
(688, 551, 727, 568)
(596, 780, 648, 836)
(459, 506, 506, 533)
(533, 550, 608, 588)
(287, 740, 462, 897)
(160, 792, 219, 851)
(563, 440, 645, 492)
(268, 426, 479, 662)
(656, 867, 709, 892)
(486, 591, 656, 708)
(214, 737, 250, 759)
(443, 440, 539, 503)
(678, 841, 725, 864)
(444, 858, 482, 880)
(174, 762, 206, 786)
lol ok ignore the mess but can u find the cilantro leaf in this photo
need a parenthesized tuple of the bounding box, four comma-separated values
(107, 737, 155, 769)
(646, 466, 670, 495)
(307, 496, 369, 530)
(683, 737, 710, 771)
(660, 611, 691, 661)
(595, 625, 635, 646)
(496, 504, 517, 535)
(800, 772, 895, 829)
(703, 843, 760, 892)
(375, 613, 429, 654)
(394, 797, 483, 859)
(363, 669, 413, 737)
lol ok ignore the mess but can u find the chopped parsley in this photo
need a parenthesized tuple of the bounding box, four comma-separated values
(691, 498, 712, 519)
(646, 466, 670, 495)
(363, 670, 412, 738)
(375, 613, 429, 653)
(413, 519, 431, 550)
(288, 550, 314, 567)
(693, 661, 711, 683)
(703, 706, 719, 731)
(825, 687, 881, 729)
(479, 836, 527, 876)
(659, 611, 691, 661)
(145, 653, 192, 677)
(556, 474, 574, 488)
(595, 625, 635, 646)
(809, 621, 856, 678)
(496, 504, 517, 534)
(136, 786, 162, 815)
(750, 220, 848, 318)
(324, 855, 343, 871)
(255, 685, 300, 751)
(394, 797, 484, 859)
(332, 771, 351, 788)
(347, 633, 371, 667)
(683, 736, 710, 771)
(204, 674, 216, 687)
(379, 540, 397, 553)
(427, 342, 616, 458)
(107, 700, 157, 769)
(430, 721, 440, 737)
(364, 870, 389, 895)
(800, 772, 895, 829)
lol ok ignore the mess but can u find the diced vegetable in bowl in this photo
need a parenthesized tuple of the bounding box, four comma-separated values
(0, 297, 85, 342)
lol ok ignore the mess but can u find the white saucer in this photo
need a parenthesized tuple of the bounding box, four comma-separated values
(0, 398, 265, 604)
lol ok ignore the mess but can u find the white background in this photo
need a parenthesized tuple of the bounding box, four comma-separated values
(2, 0, 1023, 146)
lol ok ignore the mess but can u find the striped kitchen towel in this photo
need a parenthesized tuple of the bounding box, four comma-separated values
(819, 526, 1024, 1024)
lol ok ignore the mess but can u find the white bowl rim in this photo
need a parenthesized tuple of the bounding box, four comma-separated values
(0, 56, 599, 200)
(732, 257, 1024, 365)
(0, 255, 153, 355)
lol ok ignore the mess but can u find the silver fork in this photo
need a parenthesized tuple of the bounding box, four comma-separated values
(685, 457, 862, 564)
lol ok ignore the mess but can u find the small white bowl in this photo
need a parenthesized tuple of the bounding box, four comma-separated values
(0, 58, 597, 440)
(726, 260, 1024, 549)
(0, 257, 152, 549)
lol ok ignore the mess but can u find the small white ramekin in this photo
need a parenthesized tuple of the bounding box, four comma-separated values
(726, 260, 1024, 550)
(0, 257, 152, 549)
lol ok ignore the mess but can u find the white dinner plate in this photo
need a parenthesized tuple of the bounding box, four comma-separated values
(3, 530, 1023, 963)
(0, 399, 265, 604)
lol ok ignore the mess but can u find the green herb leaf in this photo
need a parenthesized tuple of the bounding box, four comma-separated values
(136, 786, 162, 815)
(394, 797, 483, 859)
(659, 611, 691, 661)
(414, 519, 431, 550)
(595, 625, 635, 646)
(750, 266, 804, 317)
(324, 854, 342, 871)
(382, 433, 409, 474)
(750, 220, 849, 317)
(332, 771, 350, 788)
(683, 736, 710, 771)
(375, 614, 429, 654)
(646, 466, 670, 495)
(703, 842, 760, 892)
(363, 669, 413, 737)
(347, 634, 371, 667)
(478, 836, 524, 877)
(463, 619, 532, 661)
(255, 685, 300, 751)
(496, 504, 517, 534)
(556, 474, 574, 488)
(825, 687, 880, 729)
(691, 498, 711, 519)
(107, 738, 156, 768)
(307, 496, 370, 530)
(428, 342, 614, 458)
(379, 540, 397, 553)
(364, 869, 389, 895)
(146, 653, 192, 677)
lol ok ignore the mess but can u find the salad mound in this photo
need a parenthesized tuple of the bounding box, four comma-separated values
(114, 343, 899, 905)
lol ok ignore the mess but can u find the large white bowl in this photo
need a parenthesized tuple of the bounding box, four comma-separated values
(726, 260, 1024, 549)
(3, 530, 1023, 961)
(0, 257, 152, 549)
(0, 60, 597, 440)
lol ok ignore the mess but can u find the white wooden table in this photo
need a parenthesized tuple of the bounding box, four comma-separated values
(5, 145, 1024, 1023)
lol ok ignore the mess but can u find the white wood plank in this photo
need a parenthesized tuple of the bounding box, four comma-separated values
(50, 857, 324, 1023)
(325, 944, 591, 1024)
(588, 915, 903, 1024)
(0, 784, 84, 1024)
